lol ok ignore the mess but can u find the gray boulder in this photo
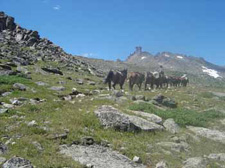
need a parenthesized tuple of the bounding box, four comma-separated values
(94, 105, 163, 132)
(0, 142, 8, 155)
(0, 109, 8, 114)
(129, 110, 162, 124)
(50, 86, 65, 91)
(13, 83, 27, 91)
(208, 153, 225, 162)
(163, 118, 180, 134)
(0, 157, 6, 165)
(155, 161, 168, 168)
(60, 144, 146, 168)
(153, 94, 177, 108)
(2, 157, 33, 168)
(182, 157, 207, 168)
(187, 126, 225, 144)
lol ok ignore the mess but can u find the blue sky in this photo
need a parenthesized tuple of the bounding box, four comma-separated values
(1, 0, 225, 65)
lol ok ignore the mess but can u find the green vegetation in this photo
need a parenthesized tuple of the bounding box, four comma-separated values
(130, 103, 225, 127)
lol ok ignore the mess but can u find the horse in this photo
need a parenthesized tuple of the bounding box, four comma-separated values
(128, 72, 145, 91)
(104, 69, 127, 90)
(145, 71, 155, 90)
(180, 75, 189, 87)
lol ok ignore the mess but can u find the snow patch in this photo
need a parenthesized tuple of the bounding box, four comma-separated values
(202, 66, 221, 78)
(141, 56, 146, 60)
(177, 56, 183, 59)
(164, 54, 170, 57)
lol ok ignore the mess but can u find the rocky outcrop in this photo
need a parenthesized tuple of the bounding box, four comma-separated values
(60, 144, 146, 168)
(94, 105, 163, 132)
(129, 110, 162, 124)
(187, 126, 225, 144)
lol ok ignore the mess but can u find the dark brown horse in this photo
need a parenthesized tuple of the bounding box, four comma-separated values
(104, 69, 127, 89)
(128, 72, 145, 91)
(145, 72, 155, 90)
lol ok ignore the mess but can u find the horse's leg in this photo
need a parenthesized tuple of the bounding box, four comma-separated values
(120, 84, 123, 90)
(113, 82, 116, 89)
(139, 83, 142, 90)
(108, 81, 111, 90)
(129, 80, 132, 91)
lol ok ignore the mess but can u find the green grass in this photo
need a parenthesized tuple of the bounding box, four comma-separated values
(0, 75, 31, 85)
(129, 103, 225, 127)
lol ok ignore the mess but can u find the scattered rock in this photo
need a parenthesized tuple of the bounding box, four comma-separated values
(1, 92, 12, 97)
(153, 94, 177, 108)
(13, 83, 27, 91)
(0, 157, 6, 165)
(60, 144, 146, 168)
(50, 86, 65, 91)
(208, 153, 225, 162)
(94, 105, 163, 132)
(133, 156, 142, 163)
(0, 142, 8, 155)
(155, 161, 168, 168)
(157, 141, 189, 153)
(0, 108, 8, 114)
(187, 126, 225, 144)
(27, 120, 38, 127)
(77, 79, 84, 85)
(2, 103, 14, 109)
(182, 157, 207, 168)
(81, 137, 95, 146)
(163, 118, 180, 134)
(32, 141, 43, 152)
(88, 81, 96, 86)
(48, 133, 68, 140)
(41, 67, 63, 75)
(112, 90, 124, 98)
(35, 81, 48, 86)
(2, 157, 33, 168)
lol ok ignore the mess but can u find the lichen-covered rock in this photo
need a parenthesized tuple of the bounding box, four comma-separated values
(2, 157, 33, 168)
(163, 118, 180, 134)
(13, 83, 27, 91)
(94, 105, 163, 132)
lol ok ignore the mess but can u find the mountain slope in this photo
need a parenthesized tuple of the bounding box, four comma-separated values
(125, 47, 225, 78)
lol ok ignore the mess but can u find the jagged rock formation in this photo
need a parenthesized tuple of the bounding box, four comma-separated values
(126, 47, 225, 78)
(0, 11, 104, 77)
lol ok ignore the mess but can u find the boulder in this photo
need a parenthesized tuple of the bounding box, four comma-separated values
(0, 142, 8, 155)
(163, 118, 180, 134)
(0, 108, 8, 114)
(60, 144, 146, 168)
(153, 94, 177, 108)
(50, 86, 65, 91)
(133, 156, 142, 163)
(155, 161, 168, 168)
(207, 153, 225, 162)
(2, 157, 33, 168)
(13, 83, 27, 91)
(41, 67, 63, 75)
(129, 110, 162, 124)
(187, 126, 225, 144)
(0, 157, 6, 165)
(94, 105, 163, 132)
(157, 141, 189, 153)
(182, 157, 207, 168)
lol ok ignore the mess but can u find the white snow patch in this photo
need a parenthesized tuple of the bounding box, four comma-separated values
(141, 56, 146, 60)
(177, 56, 183, 59)
(164, 54, 170, 57)
(202, 66, 221, 78)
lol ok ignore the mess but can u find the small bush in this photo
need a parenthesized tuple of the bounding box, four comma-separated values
(130, 103, 225, 127)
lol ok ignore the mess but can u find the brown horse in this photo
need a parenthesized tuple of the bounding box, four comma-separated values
(128, 72, 145, 91)
(104, 69, 127, 89)
(145, 72, 155, 90)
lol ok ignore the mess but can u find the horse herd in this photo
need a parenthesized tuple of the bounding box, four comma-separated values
(104, 69, 189, 90)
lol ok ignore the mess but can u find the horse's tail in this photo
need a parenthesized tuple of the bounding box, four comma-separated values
(104, 71, 114, 84)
